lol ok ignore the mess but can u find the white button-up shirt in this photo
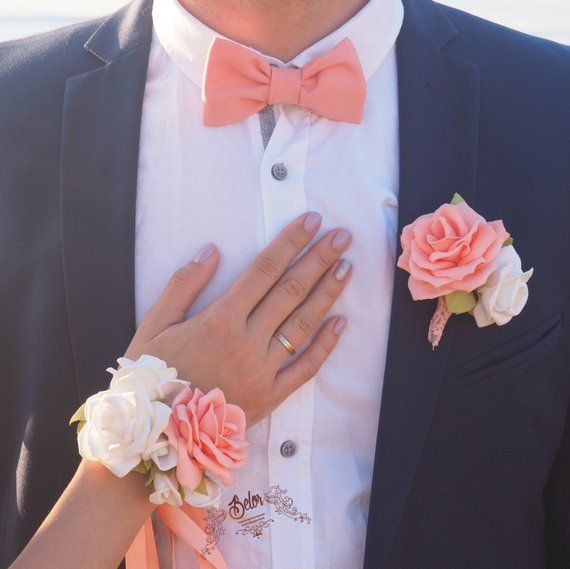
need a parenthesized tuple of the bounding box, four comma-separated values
(135, 0, 403, 566)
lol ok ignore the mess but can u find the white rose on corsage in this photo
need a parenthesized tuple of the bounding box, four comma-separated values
(149, 473, 221, 509)
(184, 475, 222, 509)
(143, 434, 178, 472)
(149, 471, 184, 507)
(110, 354, 188, 403)
(77, 385, 173, 477)
(74, 355, 188, 477)
(473, 245, 533, 328)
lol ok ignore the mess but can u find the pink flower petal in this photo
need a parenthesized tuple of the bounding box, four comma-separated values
(199, 432, 234, 468)
(176, 444, 203, 491)
(199, 404, 220, 444)
(193, 444, 234, 484)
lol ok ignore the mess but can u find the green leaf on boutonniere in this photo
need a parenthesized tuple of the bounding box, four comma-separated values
(69, 403, 86, 425)
(194, 477, 209, 496)
(76, 421, 86, 435)
(450, 193, 466, 205)
(503, 237, 513, 247)
(444, 290, 477, 314)
(179, 484, 186, 502)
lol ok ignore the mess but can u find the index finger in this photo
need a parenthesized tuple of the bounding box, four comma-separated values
(224, 212, 322, 314)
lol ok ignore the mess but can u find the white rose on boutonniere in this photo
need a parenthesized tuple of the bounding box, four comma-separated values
(473, 245, 533, 328)
(77, 384, 173, 478)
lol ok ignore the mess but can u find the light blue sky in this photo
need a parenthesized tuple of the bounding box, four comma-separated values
(0, 0, 569, 44)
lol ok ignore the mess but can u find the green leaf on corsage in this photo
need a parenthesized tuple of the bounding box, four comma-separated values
(503, 237, 513, 247)
(132, 461, 149, 475)
(450, 193, 467, 205)
(444, 290, 477, 314)
(69, 403, 86, 425)
(194, 477, 209, 496)
(76, 421, 86, 435)
(145, 467, 156, 487)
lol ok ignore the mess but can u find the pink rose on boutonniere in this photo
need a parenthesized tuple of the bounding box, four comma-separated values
(164, 386, 249, 505)
(397, 194, 532, 348)
(397, 201, 509, 300)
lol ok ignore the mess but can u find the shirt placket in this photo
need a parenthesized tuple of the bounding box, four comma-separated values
(259, 105, 316, 569)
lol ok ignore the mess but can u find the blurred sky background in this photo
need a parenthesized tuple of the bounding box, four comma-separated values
(0, 0, 569, 44)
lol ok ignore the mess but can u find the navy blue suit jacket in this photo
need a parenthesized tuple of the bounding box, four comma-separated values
(1, 1, 569, 567)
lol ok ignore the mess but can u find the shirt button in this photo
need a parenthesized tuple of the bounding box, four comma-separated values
(280, 440, 297, 458)
(271, 162, 288, 181)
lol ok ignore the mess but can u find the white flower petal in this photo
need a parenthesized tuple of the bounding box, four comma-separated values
(77, 425, 97, 461)
(144, 436, 179, 471)
(150, 472, 183, 507)
(153, 445, 178, 472)
(474, 247, 532, 328)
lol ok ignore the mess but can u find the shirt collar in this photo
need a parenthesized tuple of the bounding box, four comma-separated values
(152, 0, 404, 89)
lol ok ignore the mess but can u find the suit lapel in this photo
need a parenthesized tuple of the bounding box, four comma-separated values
(364, 1, 480, 566)
(61, 0, 153, 401)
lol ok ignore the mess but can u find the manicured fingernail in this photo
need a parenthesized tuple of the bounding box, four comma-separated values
(194, 243, 216, 263)
(332, 229, 352, 250)
(303, 212, 322, 232)
(334, 259, 352, 281)
(333, 316, 348, 335)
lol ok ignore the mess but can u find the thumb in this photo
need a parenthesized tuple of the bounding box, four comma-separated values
(141, 243, 219, 335)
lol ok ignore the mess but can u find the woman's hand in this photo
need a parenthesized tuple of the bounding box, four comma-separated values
(125, 212, 352, 425)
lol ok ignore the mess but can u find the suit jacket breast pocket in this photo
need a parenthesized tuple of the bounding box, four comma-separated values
(452, 312, 563, 388)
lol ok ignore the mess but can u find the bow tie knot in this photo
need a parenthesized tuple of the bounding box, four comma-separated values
(269, 67, 302, 106)
(203, 37, 367, 126)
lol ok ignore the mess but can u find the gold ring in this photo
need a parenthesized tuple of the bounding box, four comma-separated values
(273, 332, 296, 357)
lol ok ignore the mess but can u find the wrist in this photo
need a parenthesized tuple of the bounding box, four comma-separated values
(77, 460, 155, 508)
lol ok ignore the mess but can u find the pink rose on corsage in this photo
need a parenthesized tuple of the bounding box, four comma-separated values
(164, 386, 249, 507)
(397, 194, 532, 348)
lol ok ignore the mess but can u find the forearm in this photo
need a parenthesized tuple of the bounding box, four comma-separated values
(11, 460, 155, 569)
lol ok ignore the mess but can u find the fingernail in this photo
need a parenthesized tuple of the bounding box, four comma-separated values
(303, 212, 322, 232)
(333, 316, 348, 335)
(334, 259, 352, 281)
(332, 229, 352, 250)
(194, 243, 216, 263)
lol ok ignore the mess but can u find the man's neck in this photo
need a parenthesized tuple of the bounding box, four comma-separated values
(178, 0, 370, 62)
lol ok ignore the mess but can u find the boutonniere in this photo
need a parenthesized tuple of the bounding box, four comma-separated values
(397, 194, 533, 348)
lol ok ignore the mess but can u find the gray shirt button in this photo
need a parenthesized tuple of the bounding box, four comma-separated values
(271, 162, 288, 181)
(280, 440, 297, 458)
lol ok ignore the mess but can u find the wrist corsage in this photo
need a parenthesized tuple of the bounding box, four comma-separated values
(397, 193, 533, 348)
(70, 355, 248, 568)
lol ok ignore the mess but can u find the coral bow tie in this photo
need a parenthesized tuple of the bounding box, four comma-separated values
(203, 37, 367, 126)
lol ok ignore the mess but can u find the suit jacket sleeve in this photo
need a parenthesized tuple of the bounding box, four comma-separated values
(545, 394, 570, 568)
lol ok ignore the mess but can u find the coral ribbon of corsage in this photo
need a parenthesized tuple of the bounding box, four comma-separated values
(126, 505, 227, 569)
(126, 517, 160, 569)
